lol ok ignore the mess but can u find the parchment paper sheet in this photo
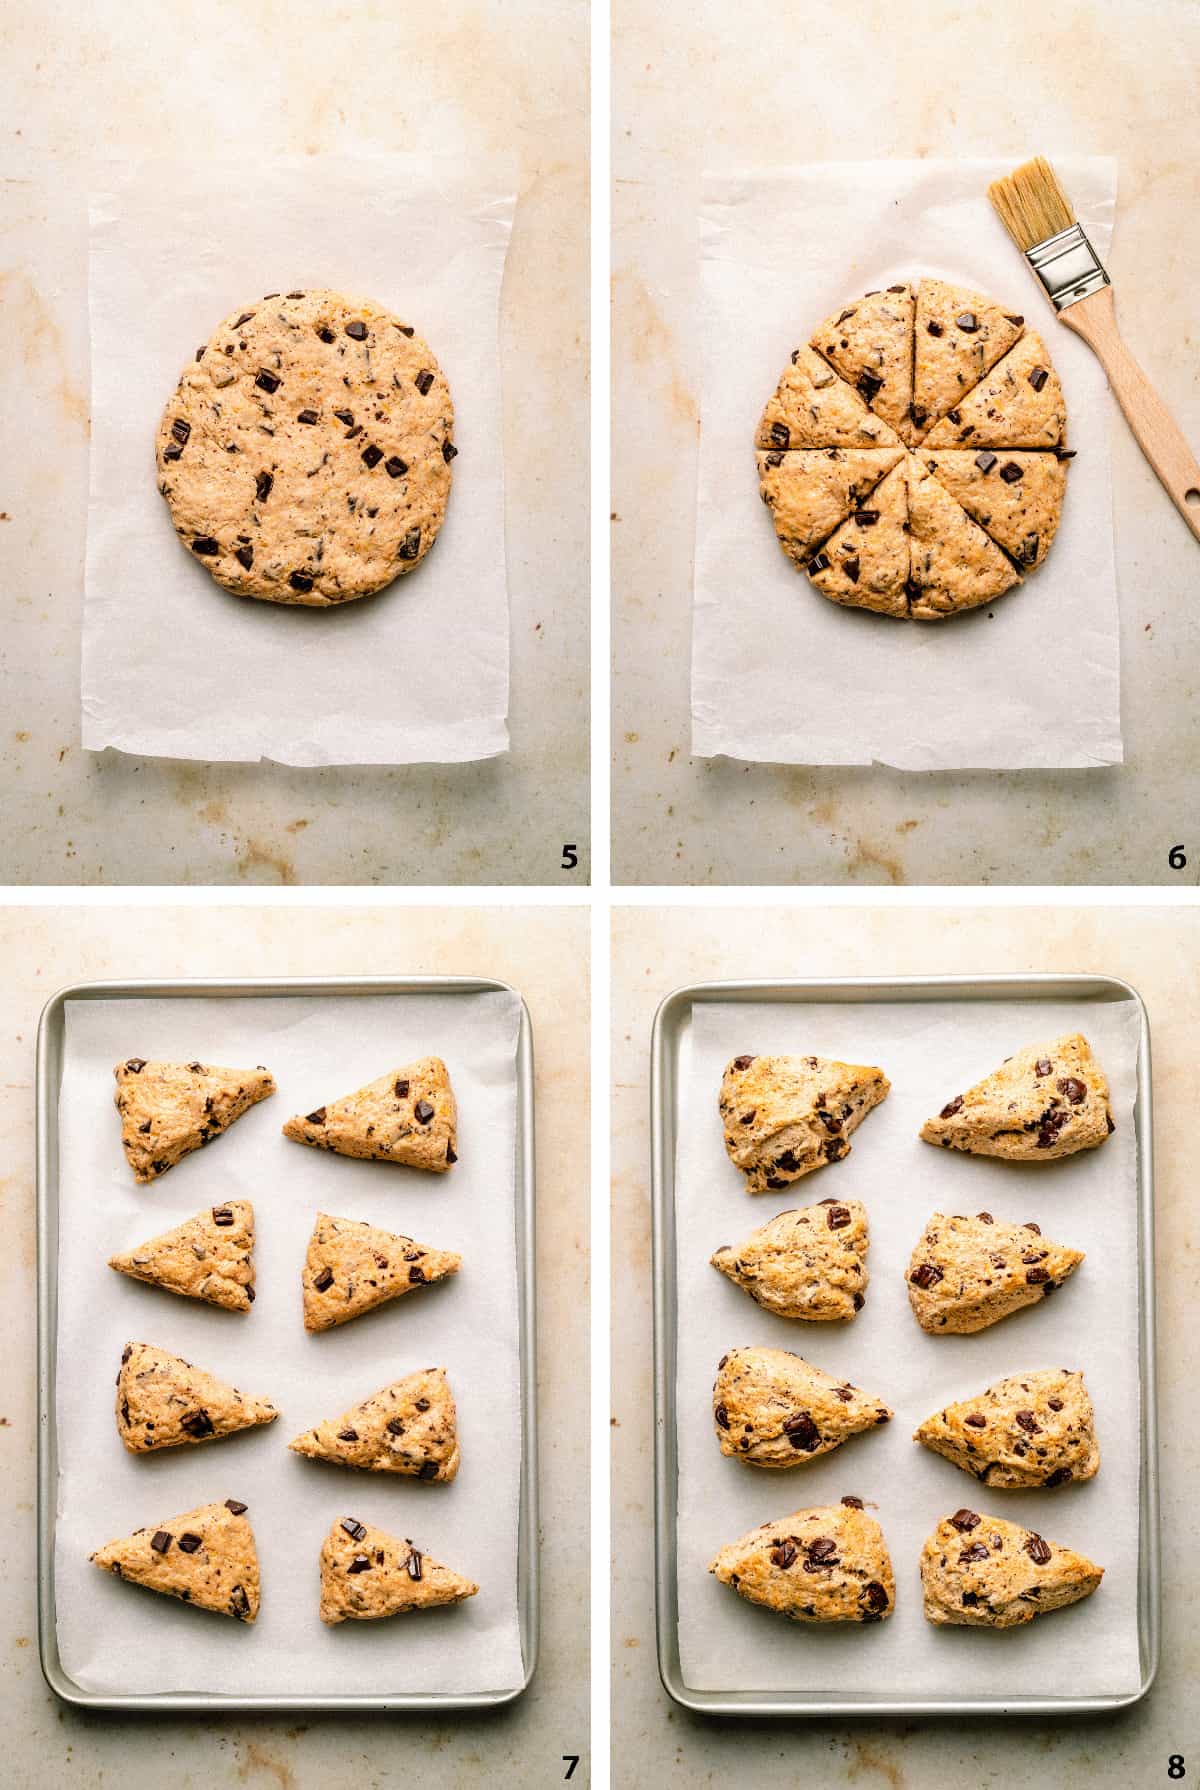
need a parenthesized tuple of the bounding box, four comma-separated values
(83, 157, 513, 766)
(54, 989, 525, 1698)
(674, 996, 1142, 1698)
(692, 158, 1122, 769)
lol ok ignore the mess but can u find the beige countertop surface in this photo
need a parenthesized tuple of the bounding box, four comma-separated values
(0, 0, 588, 886)
(612, 902, 1197, 1784)
(0, 903, 590, 1788)
(612, 0, 1200, 885)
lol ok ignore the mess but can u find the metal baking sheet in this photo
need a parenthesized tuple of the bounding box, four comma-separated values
(37, 976, 538, 1713)
(651, 975, 1159, 1717)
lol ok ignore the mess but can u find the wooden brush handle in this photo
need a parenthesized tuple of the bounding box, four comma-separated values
(1060, 285, 1200, 544)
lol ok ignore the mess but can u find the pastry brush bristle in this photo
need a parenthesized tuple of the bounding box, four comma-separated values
(988, 157, 1076, 252)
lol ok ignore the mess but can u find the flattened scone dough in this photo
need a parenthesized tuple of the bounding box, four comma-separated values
(283, 1056, 457, 1171)
(915, 1368, 1099, 1489)
(710, 1196, 870, 1320)
(719, 1052, 889, 1194)
(288, 1366, 460, 1482)
(302, 1212, 461, 1331)
(906, 1211, 1084, 1334)
(113, 1058, 275, 1183)
(318, 1516, 478, 1624)
(91, 1498, 260, 1622)
(108, 1200, 257, 1313)
(713, 1347, 892, 1467)
(116, 1341, 278, 1453)
(920, 1032, 1114, 1160)
(710, 1500, 895, 1623)
(156, 288, 454, 605)
(920, 1508, 1103, 1627)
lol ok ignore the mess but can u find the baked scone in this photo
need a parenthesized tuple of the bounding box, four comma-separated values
(757, 447, 904, 568)
(911, 279, 1025, 436)
(811, 284, 916, 443)
(91, 1497, 260, 1622)
(113, 1058, 275, 1183)
(714, 1347, 892, 1467)
(108, 1201, 256, 1313)
(116, 1341, 278, 1453)
(906, 455, 1020, 619)
(918, 449, 1068, 570)
(282, 1057, 457, 1171)
(922, 332, 1068, 450)
(288, 1366, 459, 1482)
(920, 1509, 1103, 1627)
(914, 1368, 1099, 1489)
(920, 1034, 1114, 1160)
(756, 346, 903, 451)
(318, 1516, 478, 1625)
(808, 459, 911, 618)
(302, 1212, 461, 1332)
(719, 1053, 890, 1194)
(710, 1197, 869, 1321)
(906, 1212, 1084, 1334)
(710, 1500, 895, 1623)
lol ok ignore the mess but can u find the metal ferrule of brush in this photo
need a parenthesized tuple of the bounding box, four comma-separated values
(1025, 222, 1111, 311)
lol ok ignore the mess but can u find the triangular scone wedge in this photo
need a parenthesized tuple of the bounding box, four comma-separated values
(116, 1341, 278, 1453)
(906, 456, 1020, 620)
(710, 1197, 869, 1321)
(919, 449, 1067, 569)
(907, 1212, 1084, 1334)
(288, 1367, 459, 1481)
(912, 278, 1025, 436)
(807, 460, 910, 617)
(282, 1057, 457, 1171)
(920, 1032, 1114, 1160)
(108, 1200, 256, 1313)
(758, 447, 904, 567)
(303, 1212, 461, 1332)
(113, 1058, 275, 1183)
(710, 1502, 895, 1623)
(756, 346, 903, 451)
(714, 1347, 892, 1467)
(923, 332, 1067, 449)
(811, 284, 917, 443)
(91, 1497, 260, 1622)
(720, 1052, 889, 1194)
(319, 1515, 478, 1624)
(920, 1509, 1103, 1627)
(914, 1368, 1100, 1490)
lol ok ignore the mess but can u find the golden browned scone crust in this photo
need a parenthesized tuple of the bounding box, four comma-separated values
(710, 1196, 869, 1321)
(302, 1212, 461, 1331)
(108, 1200, 256, 1313)
(756, 346, 903, 451)
(288, 1366, 459, 1481)
(282, 1056, 457, 1170)
(91, 1497, 260, 1621)
(922, 332, 1068, 450)
(318, 1515, 478, 1624)
(113, 1058, 275, 1183)
(920, 1033, 1114, 1161)
(914, 1368, 1099, 1489)
(918, 448, 1068, 570)
(757, 446, 905, 568)
(920, 1508, 1103, 1627)
(713, 1347, 892, 1467)
(906, 1211, 1084, 1334)
(719, 1053, 890, 1194)
(710, 1500, 895, 1623)
(811, 284, 917, 442)
(116, 1341, 278, 1453)
(911, 278, 1025, 437)
(906, 455, 1021, 619)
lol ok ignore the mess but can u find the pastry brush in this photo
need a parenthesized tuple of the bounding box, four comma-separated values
(988, 155, 1200, 544)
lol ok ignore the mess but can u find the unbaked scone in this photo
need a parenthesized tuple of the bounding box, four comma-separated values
(906, 455, 1021, 619)
(756, 346, 903, 451)
(91, 1497, 260, 1622)
(108, 1200, 256, 1313)
(282, 1057, 457, 1170)
(302, 1212, 461, 1331)
(911, 279, 1024, 436)
(113, 1058, 275, 1183)
(922, 332, 1068, 450)
(920, 1033, 1114, 1160)
(811, 284, 917, 443)
(719, 1053, 890, 1194)
(318, 1515, 478, 1625)
(710, 1500, 895, 1623)
(757, 447, 905, 568)
(914, 1368, 1099, 1489)
(288, 1366, 459, 1482)
(906, 1212, 1084, 1334)
(116, 1341, 278, 1453)
(918, 449, 1068, 570)
(713, 1347, 892, 1467)
(807, 458, 911, 617)
(920, 1508, 1103, 1627)
(710, 1196, 869, 1320)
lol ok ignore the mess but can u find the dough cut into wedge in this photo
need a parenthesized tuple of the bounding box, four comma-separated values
(920, 1032, 1114, 1160)
(303, 1212, 461, 1331)
(922, 331, 1068, 450)
(319, 1515, 478, 1624)
(906, 1212, 1084, 1334)
(920, 1509, 1103, 1627)
(811, 284, 916, 443)
(108, 1200, 256, 1313)
(282, 1056, 457, 1171)
(91, 1497, 260, 1622)
(757, 446, 905, 567)
(116, 1341, 278, 1453)
(710, 1501, 895, 1623)
(720, 1052, 889, 1194)
(710, 1196, 869, 1320)
(807, 458, 911, 617)
(756, 346, 903, 451)
(906, 456, 1020, 619)
(911, 278, 1025, 436)
(914, 1368, 1099, 1489)
(919, 448, 1067, 569)
(714, 1347, 892, 1467)
(288, 1366, 459, 1482)
(113, 1058, 275, 1183)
